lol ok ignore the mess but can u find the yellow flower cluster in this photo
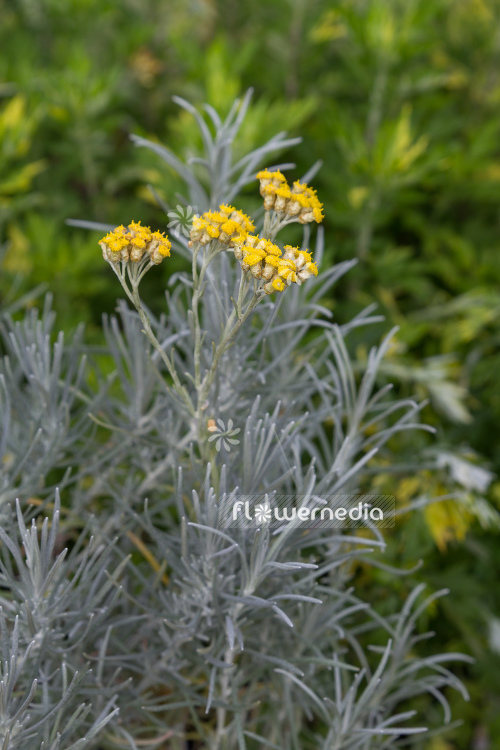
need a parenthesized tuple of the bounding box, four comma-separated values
(99, 221, 171, 265)
(189, 205, 255, 246)
(256, 169, 324, 224)
(233, 235, 318, 294)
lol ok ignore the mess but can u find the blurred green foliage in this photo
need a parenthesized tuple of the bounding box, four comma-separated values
(1, 0, 500, 745)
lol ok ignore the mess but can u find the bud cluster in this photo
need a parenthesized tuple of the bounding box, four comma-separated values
(100, 181, 323, 294)
(99, 221, 171, 265)
(256, 169, 324, 224)
(189, 205, 255, 246)
(233, 235, 318, 294)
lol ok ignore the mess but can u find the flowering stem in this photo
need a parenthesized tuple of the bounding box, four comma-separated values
(192, 243, 203, 389)
(111, 246, 263, 478)
(191, 242, 221, 390)
(198, 287, 261, 412)
(214, 646, 236, 750)
(111, 262, 196, 417)
(214, 599, 246, 749)
(262, 210, 296, 241)
(194, 286, 262, 477)
(111, 238, 267, 480)
(190, 242, 232, 477)
(192, 271, 262, 484)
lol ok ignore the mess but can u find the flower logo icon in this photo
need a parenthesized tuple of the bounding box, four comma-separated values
(254, 502, 272, 525)
(167, 205, 196, 238)
(207, 419, 241, 452)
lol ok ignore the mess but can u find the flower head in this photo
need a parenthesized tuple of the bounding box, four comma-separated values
(189, 205, 255, 246)
(233, 236, 318, 294)
(99, 222, 171, 265)
(263, 246, 318, 294)
(287, 181, 324, 223)
(233, 235, 282, 280)
(256, 169, 324, 224)
(257, 169, 291, 211)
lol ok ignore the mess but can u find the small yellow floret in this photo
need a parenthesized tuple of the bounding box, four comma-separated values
(272, 277, 286, 291)
(263, 242, 281, 257)
(129, 220, 146, 232)
(243, 252, 265, 267)
(264, 255, 281, 268)
(157, 240, 171, 257)
(256, 169, 287, 183)
(206, 210, 226, 224)
(220, 220, 241, 235)
(192, 217, 205, 230)
(308, 262, 319, 276)
(207, 225, 220, 238)
(131, 236, 147, 248)
(228, 209, 255, 233)
(263, 184, 291, 199)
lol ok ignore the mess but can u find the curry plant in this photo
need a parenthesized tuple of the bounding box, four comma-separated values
(0, 94, 472, 749)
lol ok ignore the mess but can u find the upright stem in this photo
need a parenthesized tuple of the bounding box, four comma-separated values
(213, 646, 235, 750)
(213, 599, 246, 749)
(192, 243, 205, 389)
(111, 246, 264, 487)
(111, 262, 195, 417)
(191, 242, 227, 393)
(197, 286, 261, 413)
(262, 211, 289, 241)
(194, 274, 261, 482)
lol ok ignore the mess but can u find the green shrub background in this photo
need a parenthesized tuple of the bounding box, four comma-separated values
(2, 0, 500, 746)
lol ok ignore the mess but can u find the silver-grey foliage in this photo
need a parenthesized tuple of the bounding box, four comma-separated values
(0, 494, 121, 749)
(0, 93, 471, 749)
